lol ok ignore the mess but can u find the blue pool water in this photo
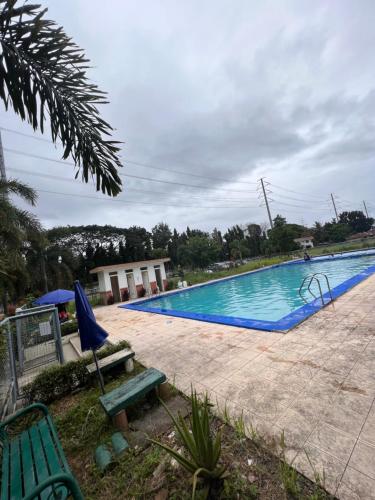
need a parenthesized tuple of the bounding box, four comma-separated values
(123, 250, 375, 331)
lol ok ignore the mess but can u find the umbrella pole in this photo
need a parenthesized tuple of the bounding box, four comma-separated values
(92, 349, 105, 394)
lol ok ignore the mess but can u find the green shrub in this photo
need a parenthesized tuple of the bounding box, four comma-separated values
(60, 320, 78, 336)
(23, 340, 131, 404)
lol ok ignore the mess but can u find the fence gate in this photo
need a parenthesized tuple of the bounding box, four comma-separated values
(0, 305, 64, 414)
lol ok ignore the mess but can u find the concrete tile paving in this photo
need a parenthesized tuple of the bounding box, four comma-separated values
(95, 274, 375, 498)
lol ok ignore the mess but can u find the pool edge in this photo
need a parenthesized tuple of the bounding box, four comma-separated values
(120, 255, 375, 332)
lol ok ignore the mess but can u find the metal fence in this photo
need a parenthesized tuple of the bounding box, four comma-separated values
(0, 305, 64, 415)
(0, 322, 13, 419)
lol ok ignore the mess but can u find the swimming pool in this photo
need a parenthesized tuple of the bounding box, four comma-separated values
(122, 250, 375, 331)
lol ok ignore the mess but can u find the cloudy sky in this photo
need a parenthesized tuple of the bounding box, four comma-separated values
(2, 0, 375, 233)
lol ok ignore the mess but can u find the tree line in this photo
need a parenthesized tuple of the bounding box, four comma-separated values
(2, 208, 372, 308)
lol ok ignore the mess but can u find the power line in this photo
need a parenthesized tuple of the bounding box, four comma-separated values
(7, 166, 258, 205)
(3, 147, 256, 194)
(270, 206, 332, 216)
(0, 126, 258, 186)
(0, 126, 52, 143)
(270, 183, 326, 200)
(270, 198, 331, 211)
(268, 186, 328, 204)
(35, 188, 261, 210)
(2, 127, 370, 214)
(123, 158, 257, 185)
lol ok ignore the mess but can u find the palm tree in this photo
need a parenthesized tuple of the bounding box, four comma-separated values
(25, 237, 77, 294)
(0, 178, 40, 249)
(0, 0, 122, 196)
(0, 178, 41, 307)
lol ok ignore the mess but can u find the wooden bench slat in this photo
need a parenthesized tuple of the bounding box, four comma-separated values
(99, 367, 166, 417)
(1, 440, 11, 500)
(37, 419, 69, 500)
(45, 415, 71, 471)
(10, 438, 22, 500)
(86, 349, 135, 375)
(28, 424, 54, 500)
(20, 430, 36, 497)
(0, 404, 83, 500)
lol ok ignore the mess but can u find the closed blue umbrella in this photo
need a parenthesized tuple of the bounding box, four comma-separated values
(34, 289, 75, 306)
(74, 280, 108, 393)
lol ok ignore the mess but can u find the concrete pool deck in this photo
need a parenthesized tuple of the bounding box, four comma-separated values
(95, 274, 375, 499)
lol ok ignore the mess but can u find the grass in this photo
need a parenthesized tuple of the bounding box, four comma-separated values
(169, 256, 292, 289)
(45, 369, 336, 499)
(308, 238, 375, 257)
(167, 239, 375, 291)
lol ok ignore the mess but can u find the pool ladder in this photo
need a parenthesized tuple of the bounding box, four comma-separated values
(299, 272, 334, 307)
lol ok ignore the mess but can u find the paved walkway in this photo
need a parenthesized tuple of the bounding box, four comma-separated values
(95, 275, 375, 499)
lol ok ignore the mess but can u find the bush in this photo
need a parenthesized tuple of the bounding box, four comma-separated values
(60, 320, 78, 336)
(23, 340, 131, 404)
(107, 293, 114, 305)
(138, 286, 146, 298)
(122, 289, 129, 301)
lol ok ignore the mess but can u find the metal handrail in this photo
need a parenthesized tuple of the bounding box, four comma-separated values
(298, 273, 333, 307)
(298, 276, 312, 304)
(308, 273, 333, 304)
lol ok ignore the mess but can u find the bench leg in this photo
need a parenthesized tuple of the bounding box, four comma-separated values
(156, 381, 172, 400)
(112, 410, 129, 431)
(125, 358, 134, 373)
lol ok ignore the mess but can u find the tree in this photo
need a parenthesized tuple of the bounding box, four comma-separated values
(168, 229, 180, 265)
(0, 178, 41, 306)
(123, 226, 152, 262)
(266, 215, 300, 253)
(229, 239, 250, 261)
(311, 221, 327, 244)
(106, 242, 119, 265)
(339, 211, 373, 233)
(212, 228, 225, 260)
(152, 223, 172, 251)
(47, 225, 127, 256)
(245, 223, 263, 256)
(25, 236, 77, 293)
(224, 225, 246, 260)
(177, 236, 220, 269)
(273, 214, 287, 228)
(324, 222, 351, 242)
(0, 1, 122, 195)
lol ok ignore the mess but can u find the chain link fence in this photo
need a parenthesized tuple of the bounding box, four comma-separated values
(0, 305, 64, 415)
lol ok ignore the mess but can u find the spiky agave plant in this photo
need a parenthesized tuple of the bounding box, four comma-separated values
(151, 389, 228, 499)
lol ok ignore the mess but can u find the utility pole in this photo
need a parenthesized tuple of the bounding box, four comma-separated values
(363, 200, 369, 218)
(0, 132, 8, 314)
(330, 193, 339, 222)
(260, 178, 273, 229)
(0, 131, 6, 183)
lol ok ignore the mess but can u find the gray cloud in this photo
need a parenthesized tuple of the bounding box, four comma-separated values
(1, 0, 375, 232)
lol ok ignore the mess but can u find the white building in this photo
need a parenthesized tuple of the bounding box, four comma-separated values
(90, 258, 170, 304)
(293, 236, 314, 249)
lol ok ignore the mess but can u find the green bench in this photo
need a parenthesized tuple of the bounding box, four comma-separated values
(0, 403, 83, 500)
(86, 348, 134, 376)
(99, 368, 166, 429)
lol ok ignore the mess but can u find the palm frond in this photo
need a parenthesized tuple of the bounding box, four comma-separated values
(0, 178, 37, 205)
(12, 206, 42, 235)
(0, 0, 122, 196)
